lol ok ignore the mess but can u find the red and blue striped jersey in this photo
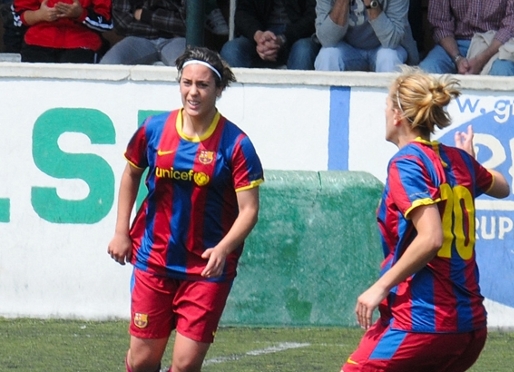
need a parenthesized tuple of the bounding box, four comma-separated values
(377, 138, 494, 333)
(124, 109, 264, 282)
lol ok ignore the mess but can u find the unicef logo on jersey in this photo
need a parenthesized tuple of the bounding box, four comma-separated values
(194, 172, 210, 186)
(155, 167, 210, 186)
(437, 96, 514, 309)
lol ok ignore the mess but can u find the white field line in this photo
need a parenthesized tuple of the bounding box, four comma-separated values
(203, 342, 311, 366)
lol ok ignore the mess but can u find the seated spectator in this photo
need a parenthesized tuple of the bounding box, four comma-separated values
(314, 0, 419, 72)
(204, 0, 230, 52)
(1, 1, 25, 53)
(220, 0, 320, 70)
(419, 0, 514, 76)
(408, 0, 425, 58)
(99, 0, 186, 66)
(13, 0, 112, 63)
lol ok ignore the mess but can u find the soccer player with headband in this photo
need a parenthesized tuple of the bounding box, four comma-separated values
(108, 46, 264, 372)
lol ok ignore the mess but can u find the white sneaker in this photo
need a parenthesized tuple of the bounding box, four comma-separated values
(205, 8, 229, 36)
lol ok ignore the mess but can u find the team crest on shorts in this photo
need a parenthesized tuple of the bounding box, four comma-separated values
(134, 313, 148, 328)
(198, 150, 214, 165)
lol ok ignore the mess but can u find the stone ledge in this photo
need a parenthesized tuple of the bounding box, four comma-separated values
(0, 62, 513, 91)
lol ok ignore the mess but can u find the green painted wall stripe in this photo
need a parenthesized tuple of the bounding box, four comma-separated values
(221, 170, 384, 327)
(0, 199, 10, 222)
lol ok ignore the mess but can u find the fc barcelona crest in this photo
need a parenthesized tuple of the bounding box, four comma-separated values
(199, 150, 214, 165)
(134, 313, 148, 328)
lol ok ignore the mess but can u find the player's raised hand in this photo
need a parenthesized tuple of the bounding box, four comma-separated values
(55, 0, 83, 19)
(454, 125, 475, 158)
(108, 232, 133, 265)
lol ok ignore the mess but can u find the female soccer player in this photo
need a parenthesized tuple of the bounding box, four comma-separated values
(342, 68, 510, 372)
(108, 46, 264, 372)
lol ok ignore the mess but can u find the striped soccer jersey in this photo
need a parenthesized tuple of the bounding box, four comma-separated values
(124, 109, 264, 282)
(377, 138, 494, 333)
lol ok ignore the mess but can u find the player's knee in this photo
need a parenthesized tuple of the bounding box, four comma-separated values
(127, 351, 161, 372)
(172, 354, 203, 372)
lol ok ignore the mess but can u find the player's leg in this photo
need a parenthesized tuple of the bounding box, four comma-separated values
(342, 322, 487, 372)
(343, 320, 440, 372)
(171, 332, 211, 372)
(342, 319, 392, 372)
(438, 327, 487, 372)
(126, 336, 168, 372)
(170, 280, 232, 372)
(126, 268, 177, 372)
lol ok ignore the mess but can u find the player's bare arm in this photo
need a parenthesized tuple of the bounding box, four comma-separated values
(355, 204, 443, 329)
(108, 163, 144, 265)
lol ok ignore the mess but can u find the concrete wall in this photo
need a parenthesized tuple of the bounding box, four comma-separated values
(0, 63, 513, 328)
(223, 170, 383, 326)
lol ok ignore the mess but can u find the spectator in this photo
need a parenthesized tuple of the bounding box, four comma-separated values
(419, 0, 514, 76)
(203, 0, 231, 53)
(13, 0, 112, 63)
(1, 1, 25, 53)
(99, 0, 186, 65)
(408, 0, 425, 57)
(220, 0, 320, 70)
(314, 0, 419, 72)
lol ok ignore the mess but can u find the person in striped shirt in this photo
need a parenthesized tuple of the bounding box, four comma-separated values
(342, 67, 510, 372)
(420, 0, 514, 75)
(108, 46, 264, 372)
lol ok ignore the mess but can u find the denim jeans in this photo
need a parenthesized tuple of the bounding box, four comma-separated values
(314, 41, 407, 72)
(100, 36, 186, 66)
(220, 35, 319, 70)
(419, 39, 514, 76)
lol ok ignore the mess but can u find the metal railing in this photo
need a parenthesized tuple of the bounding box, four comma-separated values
(186, 0, 236, 47)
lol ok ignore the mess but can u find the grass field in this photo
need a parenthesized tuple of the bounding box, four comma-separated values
(1, 318, 513, 371)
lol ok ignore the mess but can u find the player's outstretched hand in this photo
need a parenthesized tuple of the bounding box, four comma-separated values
(454, 125, 475, 158)
(108, 232, 132, 265)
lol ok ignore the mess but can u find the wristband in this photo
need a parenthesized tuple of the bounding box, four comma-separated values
(454, 54, 464, 64)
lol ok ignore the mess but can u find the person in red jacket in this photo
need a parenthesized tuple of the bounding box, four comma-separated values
(13, 0, 112, 63)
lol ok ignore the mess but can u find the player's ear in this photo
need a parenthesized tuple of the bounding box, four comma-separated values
(393, 108, 403, 125)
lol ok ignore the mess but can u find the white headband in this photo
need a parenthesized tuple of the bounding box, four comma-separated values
(182, 60, 222, 80)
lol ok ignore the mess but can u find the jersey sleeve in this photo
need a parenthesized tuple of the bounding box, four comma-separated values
(124, 123, 149, 169)
(230, 134, 264, 192)
(471, 157, 494, 197)
(387, 154, 440, 219)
